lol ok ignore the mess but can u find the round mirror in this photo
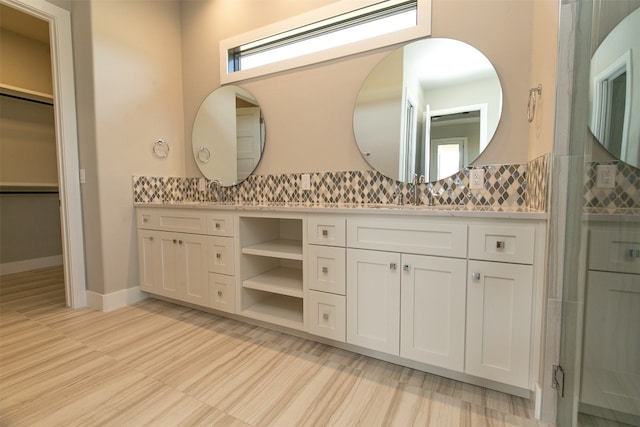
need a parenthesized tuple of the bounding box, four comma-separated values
(589, 7, 640, 169)
(353, 38, 503, 183)
(192, 85, 265, 186)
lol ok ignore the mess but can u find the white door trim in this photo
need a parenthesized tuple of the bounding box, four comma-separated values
(2, 0, 87, 308)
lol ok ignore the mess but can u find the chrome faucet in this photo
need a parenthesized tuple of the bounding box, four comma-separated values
(410, 174, 425, 206)
(208, 179, 222, 202)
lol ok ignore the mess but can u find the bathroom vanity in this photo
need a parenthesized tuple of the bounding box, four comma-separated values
(136, 203, 547, 396)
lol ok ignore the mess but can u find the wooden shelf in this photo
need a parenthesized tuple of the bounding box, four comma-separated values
(0, 83, 53, 105)
(243, 267, 303, 298)
(241, 294, 304, 330)
(242, 239, 303, 260)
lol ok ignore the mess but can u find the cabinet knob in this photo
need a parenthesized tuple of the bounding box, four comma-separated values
(403, 264, 411, 272)
(628, 248, 640, 258)
(322, 229, 328, 237)
(143, 217, 148, 223)
(322, 313, 329, 321)
(496, 240, 505, 249)
(173, 239, 177, 244)
(322, 266, 328, 273)
(390, 263, 397, 270)
(215, 223, 221, 229)
(217, 290, 223, 297)
(216, 253, 221, 259)
(471, 272, 481, 280)
(178, 240, 183, 245)
(149, 236, 154, 241)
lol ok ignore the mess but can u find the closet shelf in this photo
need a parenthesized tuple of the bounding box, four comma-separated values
(0, 83, 54, 105)
(242, 239, 303, 260)
(243, 267, 303, 298)
(0, 182, 59, 193)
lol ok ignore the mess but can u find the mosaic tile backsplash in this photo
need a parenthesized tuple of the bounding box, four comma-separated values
(584, 160, 640, 210)
(133, 154, 550, 211)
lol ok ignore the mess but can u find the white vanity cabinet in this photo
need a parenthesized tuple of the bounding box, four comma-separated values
(207, 213, 236, 313)
(346, 218, 468, 371)
(465, 223, 537, 389)
(136, 209, 209, 306)
(581, 222, 640, 418)
(307, 216, 347, 342)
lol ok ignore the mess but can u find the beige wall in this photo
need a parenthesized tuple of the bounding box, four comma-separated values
(182, 0, 557, 178)
(69, 0, 186, 294)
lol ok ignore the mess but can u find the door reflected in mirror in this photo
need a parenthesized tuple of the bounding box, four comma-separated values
(589, 7, 640, 169)
(192, 86, 265, 186)
(353, 38, 503, 183)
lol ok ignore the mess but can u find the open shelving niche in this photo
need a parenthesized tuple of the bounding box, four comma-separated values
(239, 215, 306, 330)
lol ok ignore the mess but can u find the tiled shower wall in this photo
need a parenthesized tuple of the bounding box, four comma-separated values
(133, 154, 550, 210)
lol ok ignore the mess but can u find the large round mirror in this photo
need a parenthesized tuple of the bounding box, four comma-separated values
(192, 85, 265, 186)
(589, 7, 640, 169)
(353, 38, 503, 183)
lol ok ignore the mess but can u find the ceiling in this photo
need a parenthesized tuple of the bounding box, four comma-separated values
(0, 4, 50, 44)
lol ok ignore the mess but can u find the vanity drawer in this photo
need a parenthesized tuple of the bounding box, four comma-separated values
(308, 216, 346, 246)
(347, 219, 467, 258)
(589, 228, 640, 274)
(208, 236, 235, 275)
(137, 209, 157, 229)
(209, 273, 235, 313)
(308, 245, 346, 295)
(308, 290, 345, 342)
(207, 212, 234, 237)
(468, 224, 535, 264)
(137, 208, 208, 234)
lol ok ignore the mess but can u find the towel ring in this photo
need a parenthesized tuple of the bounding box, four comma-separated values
(527, 84, 542, 123)
(198, 146, 211, 163)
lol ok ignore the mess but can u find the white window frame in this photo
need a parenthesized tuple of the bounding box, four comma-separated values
(220, 0, 431, 84)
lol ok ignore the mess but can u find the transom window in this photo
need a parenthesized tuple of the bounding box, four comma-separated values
(220, 0, 431, 83)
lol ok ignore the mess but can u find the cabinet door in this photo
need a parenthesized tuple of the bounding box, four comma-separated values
(466, 260, 533, 388)
(179, 233, 209, 306)
(400, 254, 466, 372)
(137, 229, 159, 292)
(581, 271, 640, 416)
(347, 248, 400, 355)
(158, 232, 181, 298)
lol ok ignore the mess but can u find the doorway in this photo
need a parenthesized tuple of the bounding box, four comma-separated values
(0, 0, 86, 308)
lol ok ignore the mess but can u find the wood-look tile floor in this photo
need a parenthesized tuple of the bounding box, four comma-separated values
(1, 267, 555, 427)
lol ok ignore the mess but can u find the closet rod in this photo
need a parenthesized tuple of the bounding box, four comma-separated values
(0, 191, 59, 194)
(0, 92, 54, 106)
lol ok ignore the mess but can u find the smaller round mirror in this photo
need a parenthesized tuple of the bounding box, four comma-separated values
(353, 38, 503, 183)
(192, 85, 265, 186)
(588, 7, 640, 169)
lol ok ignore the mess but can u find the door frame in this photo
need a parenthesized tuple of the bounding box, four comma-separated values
(2, 0, 87, 308)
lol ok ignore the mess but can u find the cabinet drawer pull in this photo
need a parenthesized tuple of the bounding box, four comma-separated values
(143, 217, 148, 223)
(403, 264, 411, 272)
(215, 223, 221, 229)
(173, 239, 177, 244)
(496, 240, 505, 249)
(149, 236, 154, 241)
(216, 253, 221, 259)
(471, 272, 481, 280)
(217, 290, 223, 297)
(629, 248, 640, 258)
(322, 229, 329, 237)
(322, 313, 329, 321)
(322, 266, 328, 273)
(390, 263, 397, 270)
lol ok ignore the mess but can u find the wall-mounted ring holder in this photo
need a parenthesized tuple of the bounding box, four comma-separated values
(527, 84, 542, 123)
(197, 146, 211, 163)
(152, 139, 169, 158)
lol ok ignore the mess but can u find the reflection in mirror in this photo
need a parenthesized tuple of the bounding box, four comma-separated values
(192, 86, 265, 186)
(353, 38, 503, 183)
(589, 8, 640, 169)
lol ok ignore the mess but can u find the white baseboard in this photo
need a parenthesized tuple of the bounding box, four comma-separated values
(0, 255, 63, 275)
(87, 286, 148, 312)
